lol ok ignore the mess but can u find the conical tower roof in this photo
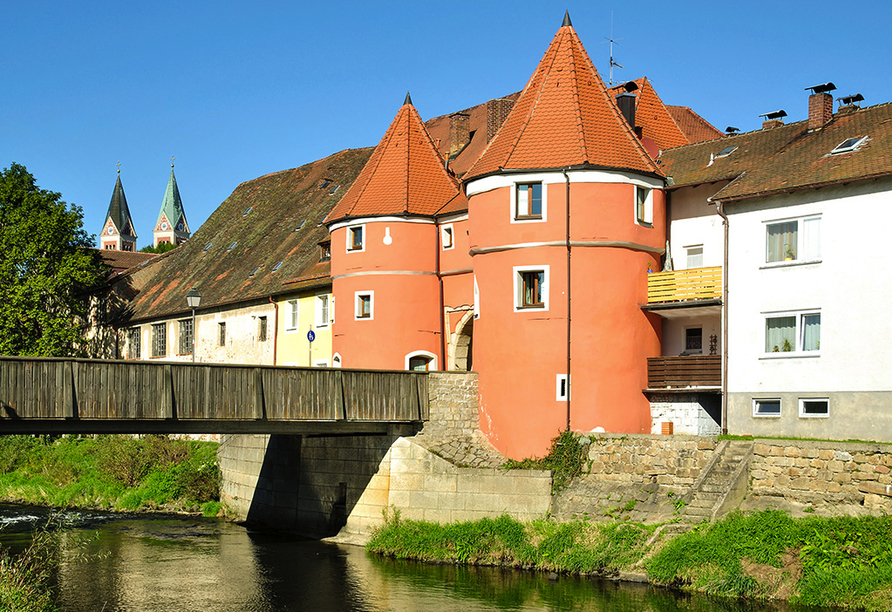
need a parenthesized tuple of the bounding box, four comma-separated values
(104, 172, 136, 237)
(465, 15, 661, 180)
(156, 166, 187, 230)
(327, 95, 466, 223)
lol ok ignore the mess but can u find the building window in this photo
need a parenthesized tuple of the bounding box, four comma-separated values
(765, 216, 820, 263)
(127, 328, 141, 360)
(258, 316, 267, 342)
(685, 328, 703, 354)
(800, 398, 829, 418)
(218, 322, 226, 347)
(320, 241, 331, 262)
(635, 186, 653, 225)
(441, 225, 454, 250)
(151, 323, 166, 357)
(316, 295, 330, 328)
(473, 277, 480, 319)
(515, 183, 543, 220)
(355, 292, 373, 320)
(830, 136, 867, 155)
(178, 319, 193, 355)
(754, 399, 781, 417)
(765, 311, 821, 354)
(286, 300, 299, 331)
(686, 245, 703, 269)
(556, 375, 569, 401)
(347, 225, 364, 252)
(514, 266, 549, 311)
(406, 351, 436, 371)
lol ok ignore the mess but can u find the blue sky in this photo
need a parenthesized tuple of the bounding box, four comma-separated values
(4, 1, 891, 248)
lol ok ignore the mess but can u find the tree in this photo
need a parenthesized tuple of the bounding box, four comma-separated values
(139, 242, 176, 254)
(0, 163, 106, 356)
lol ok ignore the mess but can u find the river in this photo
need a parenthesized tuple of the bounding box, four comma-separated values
(0, 504, 805, 611)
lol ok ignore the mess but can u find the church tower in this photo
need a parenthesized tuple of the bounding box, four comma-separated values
(153, 159, 190, 247)
(99, 166, 137, 251)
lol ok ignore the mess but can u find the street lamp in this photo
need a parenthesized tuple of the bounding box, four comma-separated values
(186, 288, 201, 363)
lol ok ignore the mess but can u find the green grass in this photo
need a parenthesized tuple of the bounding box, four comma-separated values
(0, 435, 222, 515)
(503, 430, 589, 493)
(367, 510, 653, 575)
(647, 509, 892, 609)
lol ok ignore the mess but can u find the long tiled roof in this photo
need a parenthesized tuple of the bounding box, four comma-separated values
(119, 148, 372, 322)
(659, 102, 892, 202)
(465, 16, 659, 180)
(608, 78, 690, 153)
(326, 96, 466, 223)
(666, 105, 724, 144)
(94, 249, 157, 278)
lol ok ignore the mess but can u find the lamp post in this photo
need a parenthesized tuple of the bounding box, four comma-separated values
(186, 288, 201, 363)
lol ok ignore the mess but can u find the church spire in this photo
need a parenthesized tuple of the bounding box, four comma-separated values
(153, 159, 191, 248)
(99, 166, 137, 251)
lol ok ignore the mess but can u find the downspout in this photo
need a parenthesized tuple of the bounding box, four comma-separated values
(715, 201, 729, 434)
(268, 296, 278, 366)
(562, 169, 572, 431)
(436, 223, 446, 370)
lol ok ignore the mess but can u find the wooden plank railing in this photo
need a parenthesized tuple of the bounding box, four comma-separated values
(647, 266, 722, 304)
(0, 357, 428, 423)
(647, 355, 721, 389)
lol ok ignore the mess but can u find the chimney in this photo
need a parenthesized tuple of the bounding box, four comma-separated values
(448, 113, 471, 157)
(616, 92, 637, 130)
(837, 93, 864, 115)
(759, 110, 787, 130)
(486, 98, 515, 143)
(806, 83, 836, 130)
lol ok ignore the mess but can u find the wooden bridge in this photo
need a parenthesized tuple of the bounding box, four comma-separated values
(0, 357, 429, 435)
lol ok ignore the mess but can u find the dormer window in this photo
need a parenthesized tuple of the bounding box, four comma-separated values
(320, 241, 331, 262)
(830, 136, 867, 155)
(716, 145, 737, 158)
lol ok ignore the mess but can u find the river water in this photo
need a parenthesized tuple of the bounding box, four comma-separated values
(0, 504, 802, 612)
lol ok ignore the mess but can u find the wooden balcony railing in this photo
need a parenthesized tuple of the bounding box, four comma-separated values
(647, 266, 722, 304)
(647, 355, 721, 389)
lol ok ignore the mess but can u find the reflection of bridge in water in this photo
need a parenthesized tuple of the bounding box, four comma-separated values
(0, 357, 428, 435)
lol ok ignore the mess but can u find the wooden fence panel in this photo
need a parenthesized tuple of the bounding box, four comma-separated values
(647, 355, 721, 388)
(341, 371, 423, 421)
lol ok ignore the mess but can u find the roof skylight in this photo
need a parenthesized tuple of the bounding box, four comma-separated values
(831, 136, 867, 155)
(329, 185, 340, 195)
(227, 241, 238, 251)
(716, 145, 738, 158)
(249, 267, 261, 277)
(243, 206, 253, 216)
(295, 220, 305, 231)
(203, 243, 212, 252)
(271, 261, 283, 272)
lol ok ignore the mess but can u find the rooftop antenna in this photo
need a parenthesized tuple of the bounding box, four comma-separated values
(602, 11, 623, 85)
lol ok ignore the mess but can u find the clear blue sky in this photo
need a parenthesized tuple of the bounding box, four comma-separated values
(4, 1, 891, 248)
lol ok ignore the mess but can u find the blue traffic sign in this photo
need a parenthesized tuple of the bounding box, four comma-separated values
(307, 330, 316, 342)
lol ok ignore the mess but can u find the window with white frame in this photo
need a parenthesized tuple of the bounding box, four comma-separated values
(556, 374, 569, 401)
(765, 311, 821, 354)
(315, 294, 330, 328)
(514, 266, 549, 311)
(799, 398, 829, 418)
(754, 399, 781, 417)
(406, 352, 436, 371)
(515, 183, 543, 220)
(765, 216, 820, 263)
(286, 300, 299, 331)
(441, 224, 454, 250)
(151, 323, 167, 357)
(347, 225, 364, 252)
(635, 186, 653, 225)
(128, 327, 141, 360)
(355, 291, 373, 320)
(686, 245, 703, 269)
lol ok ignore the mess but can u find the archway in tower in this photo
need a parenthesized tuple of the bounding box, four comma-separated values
(453, 314, 474, 371)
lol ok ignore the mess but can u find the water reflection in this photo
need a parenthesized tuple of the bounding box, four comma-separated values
(0, 505, 800, 612)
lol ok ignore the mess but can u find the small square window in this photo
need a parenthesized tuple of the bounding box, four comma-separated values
(347, 226, 364, 252)
(514, 266, 549, 311)
(355, 292, 373, 320)
(515, 183, 542, 219)
(799, 398, 829, 418)
(635, 186, 653, 225)
(441, 225, 454, 250)
(556, 375, 569, 401)
(218, 322, 226, 347)
(685, 328, 703, 353)
(319, 241, 331, 262)
(754, 399, 781, 417)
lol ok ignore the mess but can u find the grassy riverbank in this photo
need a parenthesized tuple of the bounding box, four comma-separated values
(0, 435, 223, 516)
(368, 509, 892, 610)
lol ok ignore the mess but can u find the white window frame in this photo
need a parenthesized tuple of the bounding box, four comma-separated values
(346, 224, 365, 253)
(634, 185, 653, 226)
(286, 299, 299, 332)
(315, 294, 331, 328)
(513, 265, 550, 312)
(685, 245, 704, 269)
(753, 398, 781, 418)
(510, 181, 547, 224)
(799, 398, 829, 418)
(763, 215, 821, 266)
(556, 374, 569, 401)
(355, 291, 374, 320)
(763, 310, 821, 357)
(441, 224, 454, 250)
(405, 351, 437, 371)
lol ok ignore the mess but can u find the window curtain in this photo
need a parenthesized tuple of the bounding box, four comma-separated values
(802, 314, 821, 351)
(766, 316, 795, 352)
(767, 221, 797, 262)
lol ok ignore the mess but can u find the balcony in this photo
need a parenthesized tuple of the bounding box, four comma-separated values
(647, 355, 721, 390)
(644, 266, 722, 318)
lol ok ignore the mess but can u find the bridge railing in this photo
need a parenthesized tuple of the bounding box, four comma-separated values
(0, 357, 428, 423)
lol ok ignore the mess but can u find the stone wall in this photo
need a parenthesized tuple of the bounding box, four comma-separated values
(584, 434, 718, 486)
(750, 440, 892, 511)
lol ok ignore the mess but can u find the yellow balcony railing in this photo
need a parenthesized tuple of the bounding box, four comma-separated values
(647, 266, 722, 304)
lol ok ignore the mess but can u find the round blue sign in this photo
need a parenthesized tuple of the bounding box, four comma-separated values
(307, 330, 316, 342)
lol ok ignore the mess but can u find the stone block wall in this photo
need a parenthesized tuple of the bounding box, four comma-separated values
(750, 440, 892, 511)
(423, 372, 479, 438)
(584, 434, 718, 487)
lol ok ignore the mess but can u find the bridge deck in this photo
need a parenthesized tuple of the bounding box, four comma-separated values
(0, 357, 428, 435)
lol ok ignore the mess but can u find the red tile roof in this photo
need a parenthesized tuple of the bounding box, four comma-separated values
(94, 249, 157, 277)
(659, 103, 892, 202)
(609, 78, 690, 153)
(666, 105, 725, 144)
(464, 21, 660, 180)
(327, 97, 466, 223)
